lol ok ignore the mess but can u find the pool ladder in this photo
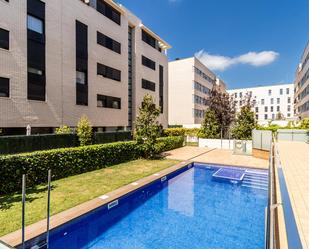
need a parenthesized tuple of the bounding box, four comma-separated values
(21, 170, 52, 249)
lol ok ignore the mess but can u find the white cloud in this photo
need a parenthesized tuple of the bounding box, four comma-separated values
(195, 50, 279, 71)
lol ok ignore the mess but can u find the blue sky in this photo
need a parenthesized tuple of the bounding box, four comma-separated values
(119, 0, 309, 89)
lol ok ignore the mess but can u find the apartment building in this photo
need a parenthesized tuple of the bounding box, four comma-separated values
(0, 0, 170, 135)
(294, 41, 309, 119)
(228, 84, 294, 123)
(168, 57, 226, 126)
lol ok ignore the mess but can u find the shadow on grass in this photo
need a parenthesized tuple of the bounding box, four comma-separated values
(0, 185, 56, 211)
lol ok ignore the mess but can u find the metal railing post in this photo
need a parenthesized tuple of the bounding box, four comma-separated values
(21, 175, 26, 249)
(46, 170, 51, 249)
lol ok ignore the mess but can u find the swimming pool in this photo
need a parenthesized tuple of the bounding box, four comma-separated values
(25, 163, 268, 249)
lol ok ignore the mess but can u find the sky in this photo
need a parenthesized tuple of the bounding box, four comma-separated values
(118, 0, 309, 89)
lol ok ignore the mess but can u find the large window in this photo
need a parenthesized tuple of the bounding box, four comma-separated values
(0, 28, 9, 50)
(97, 94, 121, 109)
(142, 55, 156, 70)
(27, 15, 43, 34)
(96, 0, 121, 25)
(97, 63, 121, 81)
(142, 79, 155, 92)
(0, 77, 9, 97)
(97, 31, 121, 54)
(76, 20, 88, 106)
(27, 0, 46, 101)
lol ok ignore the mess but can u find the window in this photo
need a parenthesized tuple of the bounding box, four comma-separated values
(0, 28, 9, 50)
(142, 79, 155, 91)
(28, 67, 43, 75)
(287, 105, 291, 112)
(277, 106, 280, 112)
(97, 31, 121, 54)
(142, 30, 161, 52)
(76, 71, 86, 84)
(255, 107, 258, 113)
(159, 65, 164, 113)
(277, 98, 280, 104)
(76, 20, 88, 106)
(286, 88, 290, 94)
(280, 88, 283, 95)
(288, 97, 291, 104)
(261, 99, 265, 105)
(287, 113, 291, 117)
(268, 89, 272, 96)
(271, 106, 274, 112)
(256, 114, 258, 120)
(264, 114, 268, 120)
(0, 77, 9, 97)
(272, 114, 275, 120)
(97, 63, 121, 81)
(271, 98, 274, 104)
(27, 15, 43, 34)
(96, 0, 121, 25)
(235, 93, 237, 98)
(142, 56, 156, 70)
(265, 106, 268, 112)
(97, 94, 121, 109)
(239, 92, 243, 98)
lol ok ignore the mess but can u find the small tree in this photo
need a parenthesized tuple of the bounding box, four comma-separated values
(76, 116, 93, 146)
(276, 112, 285, 120)
(232, 105, 256, 140)
(198, 109, 221, 138)
(208, 87, 236, 136)
(300, 118, 309, 129)
(55, 125, 72, 135)
(135, 94, 161, 159)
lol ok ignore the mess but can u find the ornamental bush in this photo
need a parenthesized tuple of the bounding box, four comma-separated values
(163, 128, 199, 137)
(76, 116, 93, 146)
(0, 136, 184, 194)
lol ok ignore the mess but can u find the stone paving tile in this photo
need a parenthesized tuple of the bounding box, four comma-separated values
(164, 146, 268, 169)
(277, 141, 309, 249)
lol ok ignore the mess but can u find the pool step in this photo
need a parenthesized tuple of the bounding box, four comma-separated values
(241, 171, 268, 191)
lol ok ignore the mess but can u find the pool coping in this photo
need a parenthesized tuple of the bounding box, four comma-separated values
(0, 160, 192, 247)
(0, 160, 268, 248)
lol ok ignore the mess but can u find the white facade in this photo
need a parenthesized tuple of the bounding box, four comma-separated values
(228, 84, 295, 123)
(168, 57, 226, 126)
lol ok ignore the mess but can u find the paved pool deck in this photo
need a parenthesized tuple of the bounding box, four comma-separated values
(164, 146, 268, 169)
(277, 141, 309, 249)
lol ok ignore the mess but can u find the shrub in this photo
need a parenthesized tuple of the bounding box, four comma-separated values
(0, 134, 78, 155)
(0, 136, 183, 194)
(94, 131, 132, 144)
(163, 128, 199, 137)
(155, 136, 184, 153)
(300, 118, 309, 130)
(55, 125, 73, 135)
(76, 116, 93, 146)
(0, 141, 141, 194)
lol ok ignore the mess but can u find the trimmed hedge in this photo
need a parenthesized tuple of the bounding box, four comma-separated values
(0, 131, 133, 155)
(163, 128, 199, 137)
(0, 136, 184, 194)
(94, 131, 132, 144)
(156, 136, 184, 153)
(0, 134, 78, 155)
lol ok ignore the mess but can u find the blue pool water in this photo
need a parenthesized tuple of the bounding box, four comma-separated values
(33, 164, 268, 249)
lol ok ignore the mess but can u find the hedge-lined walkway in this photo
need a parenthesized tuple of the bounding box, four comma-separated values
(0, 158, 179, 237)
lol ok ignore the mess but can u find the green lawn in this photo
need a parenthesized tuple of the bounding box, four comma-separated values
(0, 158, 179, 237)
